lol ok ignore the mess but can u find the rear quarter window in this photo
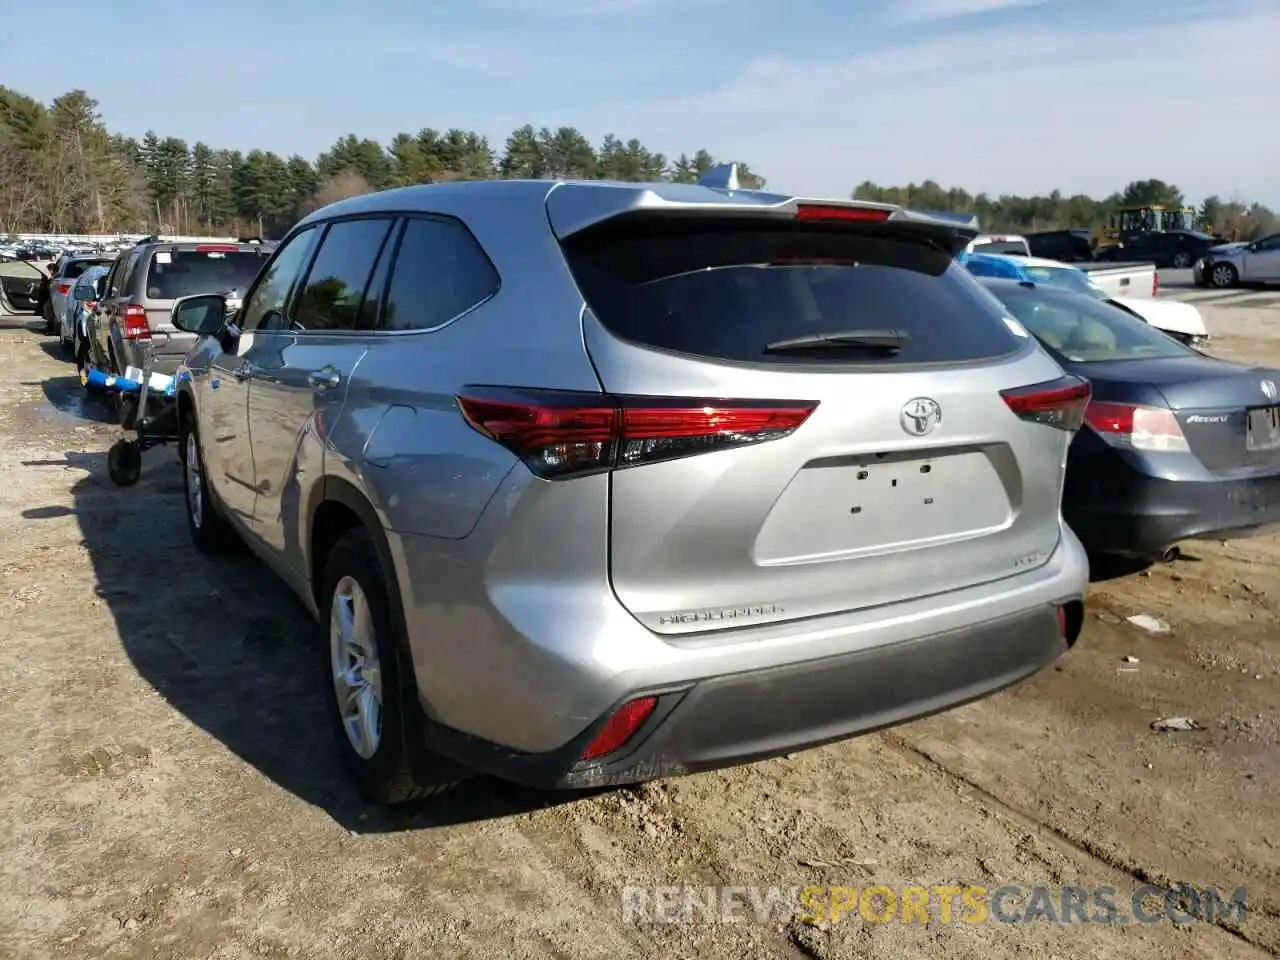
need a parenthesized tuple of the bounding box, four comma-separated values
(562, 218, 1027, 366)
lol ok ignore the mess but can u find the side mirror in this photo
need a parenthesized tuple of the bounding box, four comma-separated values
(171, 293, 229, 336)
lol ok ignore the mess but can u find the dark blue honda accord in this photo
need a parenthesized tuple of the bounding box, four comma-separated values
(978, 277, 1280, 559)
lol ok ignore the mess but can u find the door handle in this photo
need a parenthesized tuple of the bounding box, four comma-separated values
(309, 366, 341, 391)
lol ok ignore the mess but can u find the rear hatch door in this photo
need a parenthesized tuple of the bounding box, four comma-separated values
(141, 244, 272, 356)
(557, 206, 1080, 635)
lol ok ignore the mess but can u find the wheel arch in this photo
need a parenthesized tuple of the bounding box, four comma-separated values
(308, 477, 405, 628)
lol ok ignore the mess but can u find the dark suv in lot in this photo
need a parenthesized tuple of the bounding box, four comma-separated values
(87, 238, 275, 381)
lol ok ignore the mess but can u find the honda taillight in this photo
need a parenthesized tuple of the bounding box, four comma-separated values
(122, 304, 150, 340)
(795, 204, 891, 223)
(456, 388, 818, 479)
(1000, 376, 1091, 431)
(56, 282, 71, 295)
(1084, 401, 1189, 452)
(581, 697, 658, 760)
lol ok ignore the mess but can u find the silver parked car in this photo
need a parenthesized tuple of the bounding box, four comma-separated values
(46, 254, 113, 335)
(169, 168, 1091, 803)
(62, 263, 111, 357)
(1194, 232, 1280, 288)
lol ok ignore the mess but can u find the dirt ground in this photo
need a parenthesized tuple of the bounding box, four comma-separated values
(1, 293, 1277, 960)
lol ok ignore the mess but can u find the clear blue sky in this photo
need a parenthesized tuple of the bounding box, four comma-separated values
(3, 0, 1277, 205)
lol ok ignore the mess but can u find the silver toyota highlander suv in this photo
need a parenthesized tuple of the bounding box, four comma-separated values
(170, 166, 1091, 803)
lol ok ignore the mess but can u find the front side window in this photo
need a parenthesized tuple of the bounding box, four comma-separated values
(240, 228, 318, 333)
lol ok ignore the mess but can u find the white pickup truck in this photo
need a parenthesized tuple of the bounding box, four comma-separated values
(1076, 261, 1159, 300)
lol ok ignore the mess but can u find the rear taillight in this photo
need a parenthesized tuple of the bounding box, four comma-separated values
(122, 304, 150, 340)
(795, 204, 891, 223)
(581, 697, 658, 761)
(1000, 376, 1091, 431)
(1084, 401, 1189, 452)
(84, 300, 97, 311)
(456, 388, 818, 479)
(56, 282, 71, 295)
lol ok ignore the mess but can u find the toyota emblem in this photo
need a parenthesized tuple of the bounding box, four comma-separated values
(900, 398, 942, 436)
(1261, 379, 1277, 401)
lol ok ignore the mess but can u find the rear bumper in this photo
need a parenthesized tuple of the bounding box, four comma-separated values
(1067, 465, 1280, 557)
(416, 602, 1079, 789)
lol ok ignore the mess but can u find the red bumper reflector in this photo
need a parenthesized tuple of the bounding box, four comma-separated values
(581, 696, 658, 760)
(1056, 604, 1067, 639)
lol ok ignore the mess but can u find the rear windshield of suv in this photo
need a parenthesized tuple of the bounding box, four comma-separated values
(562, 217, 1027, 365)
(63, 258, 113, 279)
(144, 249, 268, 300)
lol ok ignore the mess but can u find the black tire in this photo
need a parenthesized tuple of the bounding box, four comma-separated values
(107, 439, 142, 487)
(179, 412, 237, 553)
(41, 300, 56, 334)
(320, 527, 465, 803)
(1172, 251, 1192, 269)
(1208, 261, 1238, 289)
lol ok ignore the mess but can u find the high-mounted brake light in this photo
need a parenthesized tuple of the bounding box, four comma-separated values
(1084, 401, 1189, 452)
(122, 304, 150, 340)
(456, 388, 818, 479)
(195, 244, 240, 253)
(794, 204, 891, 223)
(1000, 376, 1091, 431)
(581, 696, 658, 761)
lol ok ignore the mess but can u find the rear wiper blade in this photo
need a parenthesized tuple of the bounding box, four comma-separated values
(764, 329, 909, 353)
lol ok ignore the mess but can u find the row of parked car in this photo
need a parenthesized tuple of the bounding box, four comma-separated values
(979, 226, 1280, 287)
(29, 168, 1280, 807)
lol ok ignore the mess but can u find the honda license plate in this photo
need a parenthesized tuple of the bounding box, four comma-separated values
(1246, 406, 1280, 451)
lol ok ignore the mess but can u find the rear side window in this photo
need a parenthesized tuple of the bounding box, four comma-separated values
(294, 218, 395, 331)
(143, 249, 267, 301)
(379, 216, 499, 331)
(562, 218, 1025, 365)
